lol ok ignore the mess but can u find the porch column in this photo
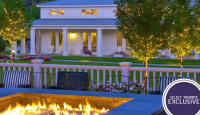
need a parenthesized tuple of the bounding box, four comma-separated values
(30, 28, 36, 55)
(97, 29, 102, 57)
(55, 32, 59, 54)
(194, 50, 200, 59)
(62, 28, 68, 56)
(20, 39, 26, 54)
(36, 29, 40, 52)
(13, 42, 18, 54)
(122, 38, 126, 52)
(88, 32, 91, 50)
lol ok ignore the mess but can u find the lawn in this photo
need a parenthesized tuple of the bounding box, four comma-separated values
(5, 43, 21, 49)
(0, 51, 20, 55)
(0, 60, 200, 89)
(16, 55, 200, 66)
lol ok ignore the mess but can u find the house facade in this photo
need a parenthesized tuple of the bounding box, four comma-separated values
(30, 0, 126, 56)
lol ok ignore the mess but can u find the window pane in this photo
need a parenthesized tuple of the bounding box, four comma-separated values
(117, 33, 122, 47)
(91, 33, 97, 52)
(59, 32, 63, 46)
(57, 10, 64, 15)
(90, 9, 97, 14)
(83, 32, 88, 50)
(82, 9, 89, 15)
(51, 32, 55, 51)
(49, 10, 56, 15)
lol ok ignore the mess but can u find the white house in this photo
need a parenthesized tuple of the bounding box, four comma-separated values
(29, 0, 127, 57)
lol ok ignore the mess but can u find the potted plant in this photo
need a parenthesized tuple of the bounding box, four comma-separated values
(112, 51, 127, 57)
(81, 49, 92, 56)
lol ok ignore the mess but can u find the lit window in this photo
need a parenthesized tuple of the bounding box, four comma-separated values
(49, 10, 56, 15)
(82, 9, 89, 15)
(91, 33, 97, 52)
(90, 9, 97, 14)
(57, 10, 64, 15)
(59, 32, 63, 47)
(115, 9, 118, 14)
(83, 33, 88, 50)
(117, 33, 122, 47)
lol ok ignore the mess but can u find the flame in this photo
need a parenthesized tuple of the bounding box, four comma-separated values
(0, 101, 109, 115)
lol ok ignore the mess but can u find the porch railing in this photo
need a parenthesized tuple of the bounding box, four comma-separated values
(0, 60, 199, 91)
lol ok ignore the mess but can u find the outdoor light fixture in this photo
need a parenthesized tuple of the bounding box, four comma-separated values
(70, 33, 76, 37)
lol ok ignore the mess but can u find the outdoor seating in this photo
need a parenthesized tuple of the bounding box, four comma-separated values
(47, 46, 54, 55)
(0, 70, 32, 88)
(56, 71, 90, 91)
(150, 76, 194, 94)
(55, 46, 63, 55)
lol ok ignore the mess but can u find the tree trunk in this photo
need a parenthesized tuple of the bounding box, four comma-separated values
(143, 59, 148, 93)
(11, 43, 13, 63)
(179, 56, 183, 68)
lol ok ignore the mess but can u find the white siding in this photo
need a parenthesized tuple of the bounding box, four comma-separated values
(40, 7, 116, 19)
(40, 29, 119, 55)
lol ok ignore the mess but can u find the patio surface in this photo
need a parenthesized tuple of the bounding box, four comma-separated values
(0, 87, 163, 115)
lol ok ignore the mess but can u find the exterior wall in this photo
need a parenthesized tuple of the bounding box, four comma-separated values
(40, 7, 116, 19)
(40, 29, 121, 55)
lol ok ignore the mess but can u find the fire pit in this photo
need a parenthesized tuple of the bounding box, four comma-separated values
(0, 93, 133, 115)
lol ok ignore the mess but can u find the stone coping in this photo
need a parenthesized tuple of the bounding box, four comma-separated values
(0, 88, 163, 115)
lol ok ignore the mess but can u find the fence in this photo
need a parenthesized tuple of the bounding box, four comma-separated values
(0, 59, 200, 91)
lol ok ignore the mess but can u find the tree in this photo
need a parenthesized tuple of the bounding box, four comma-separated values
(167, 0, 197, 68)
(0, 35, 6, 52)
(114, 0, 171, 91)
(0, 0, 30, 63)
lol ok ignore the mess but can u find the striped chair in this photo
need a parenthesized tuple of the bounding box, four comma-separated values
(0, 71, 32, 88)
(158, 76, 194, 94)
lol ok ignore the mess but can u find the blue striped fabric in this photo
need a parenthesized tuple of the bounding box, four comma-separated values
(2, 71, 31, 88)
(158, 77, 194, 94)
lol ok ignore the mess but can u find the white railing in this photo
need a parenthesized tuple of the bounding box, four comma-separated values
(129, 67, 200, 91)
(0, 60, 199, 91)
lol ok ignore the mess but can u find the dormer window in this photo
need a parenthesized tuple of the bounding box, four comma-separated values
(90, 9, 97, 15)
(49, 10, 56, 15)
(82, 9, 89, 15)
(57, 10, 64, 15)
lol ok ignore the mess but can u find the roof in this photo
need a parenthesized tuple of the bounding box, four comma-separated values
(32, 19, 116, 25)
(37, 0, 116, 5)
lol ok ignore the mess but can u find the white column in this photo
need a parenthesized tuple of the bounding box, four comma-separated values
(30, 28, 36, 55)
(36, 29, 40, 52)
(194, 50, 200, 59)
(97, 29, 102, 57)
(88, 32, 91, 50)
(55, 32, 59, 54)
(13, 42, 18, 54)
(122, 38, 126, 52)
(62, 28, 68, 56)
(31, 59, 44, 89)
(20, 39, 26, 54)
(119, 62, 132, 82)
(171, 54, 175, 59)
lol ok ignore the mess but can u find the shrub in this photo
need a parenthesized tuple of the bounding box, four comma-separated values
(0, 36, 6, 52)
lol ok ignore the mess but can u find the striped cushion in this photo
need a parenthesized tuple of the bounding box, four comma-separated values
(2, 71, 31, 88)
(158, 77, 194, 94)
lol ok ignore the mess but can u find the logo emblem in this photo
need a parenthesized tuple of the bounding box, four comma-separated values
(162, 79, 200, 115)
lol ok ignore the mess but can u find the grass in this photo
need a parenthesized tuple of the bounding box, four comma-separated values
(5, 43, 21, 49)
(0, 60, 200, 89)
(0, 51, 20, 55)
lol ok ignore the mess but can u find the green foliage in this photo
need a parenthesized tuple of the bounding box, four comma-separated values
(167, 0, 198, 59)
(193, 2, 200, 53)
(114, 0, 172, 62)
(0, 35, 6, 52)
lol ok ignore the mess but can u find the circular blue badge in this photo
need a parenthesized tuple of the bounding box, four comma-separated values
(162, 79, 200, 115)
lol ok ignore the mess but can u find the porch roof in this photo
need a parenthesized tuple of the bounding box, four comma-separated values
(32, 19, 116, 25)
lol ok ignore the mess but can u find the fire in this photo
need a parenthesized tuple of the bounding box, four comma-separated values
(0, 101, 109, 115)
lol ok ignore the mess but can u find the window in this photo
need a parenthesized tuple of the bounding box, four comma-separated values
(59, 32, 63, 47)
(82, 9, 89, 15)
(51, 32, 55, 51)
(90, 9, 97, 14)
(91, 33, 97, 52)
(117, 33, 122, 47)
(57, 10, 64, 15)
(49, 10, 56, 15)
(83, 33, 88, 50)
